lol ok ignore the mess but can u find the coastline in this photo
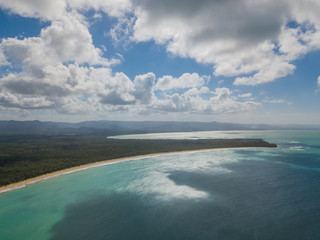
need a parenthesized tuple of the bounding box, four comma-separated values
(0, 146, 275, 194)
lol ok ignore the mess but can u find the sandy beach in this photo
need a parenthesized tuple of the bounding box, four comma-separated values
(0, 146, 272, 194)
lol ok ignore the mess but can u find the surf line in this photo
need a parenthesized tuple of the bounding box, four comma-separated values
(0, 146, 272, 194)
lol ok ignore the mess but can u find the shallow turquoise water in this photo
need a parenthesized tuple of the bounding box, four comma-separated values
(1, 130, 320, 239)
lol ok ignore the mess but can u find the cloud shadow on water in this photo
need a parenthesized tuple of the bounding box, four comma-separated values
(50, 159, 320, 240)
(50, 191, 249, 240)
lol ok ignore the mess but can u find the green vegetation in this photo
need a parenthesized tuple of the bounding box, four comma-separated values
(0, 135, 276, 187)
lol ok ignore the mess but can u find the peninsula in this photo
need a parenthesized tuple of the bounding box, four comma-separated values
(0, 134, 276, 190)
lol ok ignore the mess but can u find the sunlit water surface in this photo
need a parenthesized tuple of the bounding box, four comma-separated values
(1, 130, 320, 239)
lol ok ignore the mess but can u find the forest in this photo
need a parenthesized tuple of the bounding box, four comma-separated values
(0, 134, 276, 186)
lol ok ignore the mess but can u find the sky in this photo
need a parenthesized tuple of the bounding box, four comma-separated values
(0, 0, 319, 124)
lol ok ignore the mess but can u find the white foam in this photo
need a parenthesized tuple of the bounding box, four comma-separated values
(127, 171, 209, 200)
(0, 155, 159, 194)
(289, 146, 308, 151)
(0, 184, 26, 194)
(0, 149, 238, 195)
(123, 150, 237, 201)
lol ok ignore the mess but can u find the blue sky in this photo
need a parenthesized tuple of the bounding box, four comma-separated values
(0, 0, 319, 124)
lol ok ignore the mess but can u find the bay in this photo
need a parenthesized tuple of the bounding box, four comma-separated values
(1, 130, 320, 240)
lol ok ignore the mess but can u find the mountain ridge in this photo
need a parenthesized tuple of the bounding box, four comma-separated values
(0, 120, 319, 136)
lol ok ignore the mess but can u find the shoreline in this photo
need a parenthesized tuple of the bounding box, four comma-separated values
(0, 146, 274, 194)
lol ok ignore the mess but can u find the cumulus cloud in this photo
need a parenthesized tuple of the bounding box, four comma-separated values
(133, 0, 285, 44)
(0, 0, 131, 20)
(67, 0, 132, 18)
(156, 73, 209, 90)
(233, 59, 296, 86)
(0, 92, 55, 109)
(1, 13, 112, 68)
(2, 0, 320, 89)
(209, 88, 259, 113)
(0, 11, 125, 111)
(237, 93, 252, 99)
(98, 72, 135, 105)
(0, 48, 9, 66)
(2, 77, 70, 97)
(0, 62, 260, 115)
(0, 19, 146, 112)
(130, 0, 320, 85)
(263, 98, 292, 105)
(0, 0, 264, 117)
(316, 75, 320, 92)
(133, 73, 155, 104)
(0, 63, 135, 111)
(152, 87, 259, 114)
(0, 0, 66, 20)
(184, 86, 210, 96)
(110, 16, 136, 44)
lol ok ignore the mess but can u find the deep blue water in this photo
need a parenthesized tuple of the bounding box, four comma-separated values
(0, 130, 320, 239)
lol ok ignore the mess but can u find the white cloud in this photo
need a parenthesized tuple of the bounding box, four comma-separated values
(289, 1, 320, 26)
(152, 87, 259, 114)
(263, 98, 292, 105)
(316, 75, 320, 93)
(0, 14, 263, 115)
(233, 59, 295, 86)
(237, 93, 252, 99)
(0, 0, 66, 20)
(0, 2, 133, 113)
(278, 26, 308, 60)
(133, 73, 155, 104)
(66, 0, 132, 18)
(2, 0, 320, 89)
(0, 11, 128, 113)
(0, 0, 289, 118)
(0, 92, 55, 109)
(98, 71, 136, 105)
(40, 14, 110, 66)
(0, 67, 262, 116)
(0, 0, 131, 20)
(0, 65, 134, 111)
(130, 0, 320, 86)
(217, 80, 224, 85)
(184, 86, 210, 96)
(1, 13, 113, 69)
(110, 16, 135, 44)
(0, 47, 9, 66)
(156, 73, 209, 90)
(208, 88, 259, 113)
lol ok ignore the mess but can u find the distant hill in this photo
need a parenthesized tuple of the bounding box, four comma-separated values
(0, 120, 319, 136)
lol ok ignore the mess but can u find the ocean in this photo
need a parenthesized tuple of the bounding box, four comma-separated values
(0, 130, 320, 240)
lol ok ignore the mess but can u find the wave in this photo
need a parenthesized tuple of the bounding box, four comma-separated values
(289, 146, 309, 151)
(0, 149, 235, 195)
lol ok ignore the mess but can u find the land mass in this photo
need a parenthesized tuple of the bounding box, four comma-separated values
(0, 134, 276, 188)
(0, 120, 319, 136)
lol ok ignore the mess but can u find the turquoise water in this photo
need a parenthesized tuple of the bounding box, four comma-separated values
(1, 130, 320, 239)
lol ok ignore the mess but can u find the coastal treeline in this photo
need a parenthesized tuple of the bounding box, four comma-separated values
(0, 135, 276, 186)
